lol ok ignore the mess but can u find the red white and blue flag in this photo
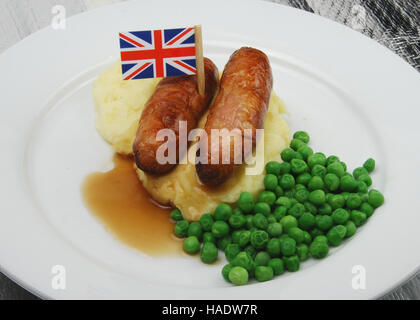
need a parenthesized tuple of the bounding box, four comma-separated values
(119, 27, 197, 80)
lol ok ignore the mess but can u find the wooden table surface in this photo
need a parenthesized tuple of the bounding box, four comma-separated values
(0, 0, 419, 300)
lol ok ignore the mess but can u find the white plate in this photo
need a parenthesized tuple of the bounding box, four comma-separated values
(1, 0, 420, 300)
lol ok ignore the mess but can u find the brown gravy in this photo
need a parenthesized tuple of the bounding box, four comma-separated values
(82, 154, 181, 255)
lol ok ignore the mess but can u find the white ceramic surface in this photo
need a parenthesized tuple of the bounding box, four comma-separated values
(0, 0, 419, 299)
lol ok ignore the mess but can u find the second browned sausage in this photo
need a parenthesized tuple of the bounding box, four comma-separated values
(133, 58, 219, 175)
(196, 47, 273, 187)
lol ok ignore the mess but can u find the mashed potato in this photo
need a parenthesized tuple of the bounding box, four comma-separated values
(93, 61, 290, 221)
(93, 61, 160, 154)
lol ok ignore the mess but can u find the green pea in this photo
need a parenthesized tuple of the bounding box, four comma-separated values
(345, 221, 357, 238)
(295, 184, 306, 191)
(296, 243, 309, 261)
(340, 175, 357, 192)
(200, 242, 218, 263)
(308, 176, 324, 191)
(315, 215, 333, 231)
(284, 189, 295, 198)
(199, 213, 214, 232)
(332, 208, 350, 224)
(327, 162, 345, 177)
(222, 264, 233, 282)
(255, 266, 274, 282)
(293, 131, 310, 144)
(267, 214, 277, 224)
(310, 228, 324, 239)
(309, 241, 329, 259)
(309, 190, 326, 205)
(357, 174, 372, 187)
(170, 208, 183, 221)
(280, 236, 296, 256)
(280, 215, 298, 233)
(307, 152, 327, 168)
(217, 235, 232, 250)
(281, 148, 296, 162)
(329, 194, 345, 209)
(267, 222, 283, 237)
(174, 220, 189, 238)
(313, 235, 328, 244)
(290, 159, 308, 174)
(188, 222, 203, 240)
(255, 251, 271, 266)
(298, 212, 315, 230)
(232, 251, 254, 272)
(258, 191, 276, 206)
(239, 230, 251, 247)
(326, 155, 340, 166)
(232, 230, 242, 244)
(234, 209, 243, 216)
(360, 202, 374, 217)
(297, 145, 313, 160)
(304, 201, 318, 214)
(253, 213, 268, 230)
(254, 202, 271, 216)
(341, 162, 347, 172)
(273, 206, 287, 221)
(311, 164, 327, 178)
(283, 255, 300, 272)
(325, 193, 334, 203)
(297, 172, 312, 186)
(274, 185, 284, 197)
(324, 173, 339, 192)
(351, 210, 367, 226)
(266, 238, 281, 257)
(303, 231, 312, 245)
(228, 266, 248, 286)
(341, 192, 349, 201)
(245, 215, 254, 229)
(318, 203, 332, 215)
(233, 208, 242, 215)
(288, 203, 305, 218)
(353, 167, 368, 179)
(295, 189, 309, 203)
(288, 227, 304, 244)
(264, 174, 278, 191)
(184, 236, 200, 254)
(229, 214, 246, 229)
(359, 192, 369, 202)
(225, 243, 241, 262)
(278, 162, 292, 174)
(327, 226, 345, 246)
(363, 158, 375, 173)
(346, 194, 362, 209)
(275, 196, 292, 208)
(357, 181, 368, 194)
(279, 173, 295, 189)
(214, 204, 232, 221)
(250, 230, 269, 249)
(203, 232, 215, 243)
(268, 258, 285, 276)
(265, 161, 282, 176)
(244, 245, 257, 259)
(238, 192, 254, 213)
(290, 138, 306, 151)
(212, 221, 230, 238)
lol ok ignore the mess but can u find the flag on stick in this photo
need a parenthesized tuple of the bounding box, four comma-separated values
(119, 26, 205, 95)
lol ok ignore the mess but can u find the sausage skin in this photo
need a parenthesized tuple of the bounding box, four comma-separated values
(196, 47, 273, 187)
(133, 58, 219, 175)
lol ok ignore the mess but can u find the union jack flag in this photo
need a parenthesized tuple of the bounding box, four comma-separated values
(119, 27, 197, 80)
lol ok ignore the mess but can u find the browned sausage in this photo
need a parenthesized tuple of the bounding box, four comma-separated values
(196, 47, 273, 187)
(133, 57, 218, 175)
